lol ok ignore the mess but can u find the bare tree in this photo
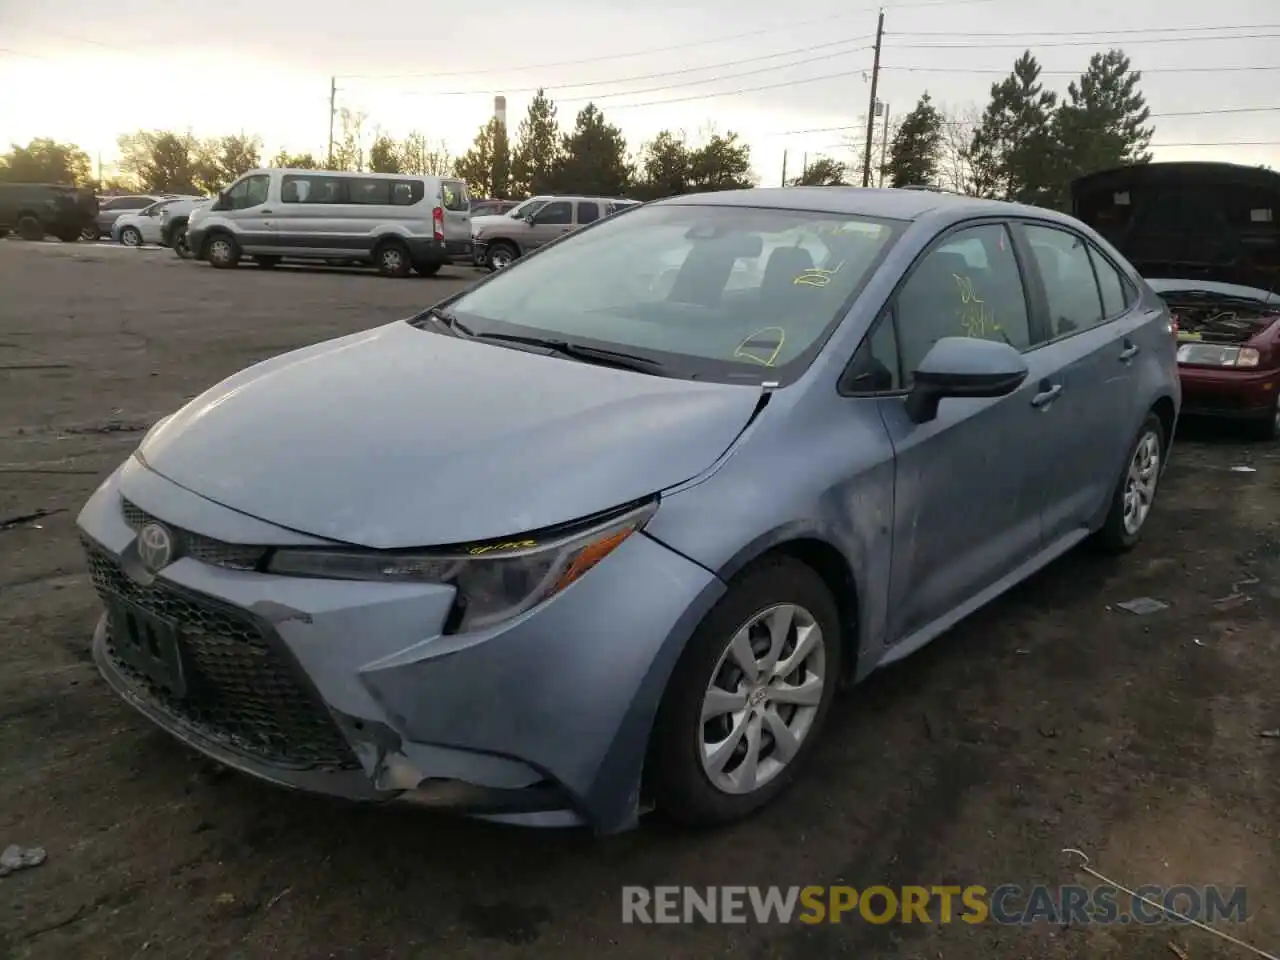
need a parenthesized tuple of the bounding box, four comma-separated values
(938, 103, 983, 195)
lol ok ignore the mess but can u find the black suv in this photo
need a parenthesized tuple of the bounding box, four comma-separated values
(0, 183, 99, 242)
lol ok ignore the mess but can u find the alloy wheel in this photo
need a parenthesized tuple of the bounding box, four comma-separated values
(698, 603, 826, 795)
(208, 238, 233, 265)
(1122, 429, 1161, 535)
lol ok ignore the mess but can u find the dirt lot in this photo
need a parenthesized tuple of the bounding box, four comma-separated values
(1, 239, 1278, 960)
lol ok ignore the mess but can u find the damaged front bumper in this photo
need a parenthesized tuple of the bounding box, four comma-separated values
(75, 457, 722, 833)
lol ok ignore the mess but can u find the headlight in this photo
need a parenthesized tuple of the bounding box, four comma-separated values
(1176, 343, 1261, 367)
(266, 500, 657, 632)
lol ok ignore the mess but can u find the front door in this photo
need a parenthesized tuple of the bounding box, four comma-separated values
(526, 199, 573, 250)
(1016, 221, 1141, 543)
(219, 173, 275, 252)
(874, 221, 1048, 641)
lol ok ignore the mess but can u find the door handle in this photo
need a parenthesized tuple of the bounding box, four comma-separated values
(1030, 383, 1063, 408)
(260, 208, 273, 214)
(1119, 342, 1140, 362)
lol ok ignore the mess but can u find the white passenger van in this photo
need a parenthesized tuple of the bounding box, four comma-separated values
(186, 169, 473, 277)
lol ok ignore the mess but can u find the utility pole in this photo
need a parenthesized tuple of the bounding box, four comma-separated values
(781, 150, 788, 186)
(878, 103, 891, 187)
(327, 76, 337, 168)
(862, 9, 885, 188)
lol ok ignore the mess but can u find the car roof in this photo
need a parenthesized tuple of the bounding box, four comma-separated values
(656, 186, 1074, 224)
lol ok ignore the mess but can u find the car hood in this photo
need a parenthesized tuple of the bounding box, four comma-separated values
(471, 214, 518, 233)
(138, 320, 763, 548)
(1070, 161, 1280, 290)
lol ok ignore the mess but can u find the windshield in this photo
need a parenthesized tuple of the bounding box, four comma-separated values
(442, 203, 904, 383)
(508, 198, 548, 219)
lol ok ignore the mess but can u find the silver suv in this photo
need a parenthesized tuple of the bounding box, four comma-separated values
(473, 195, 635, 271)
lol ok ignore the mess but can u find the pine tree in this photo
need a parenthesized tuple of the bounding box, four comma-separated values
(454, 118, 510, 198)
(967, 52, 1059, 206)
(1052, 49, 1153, 196)
(510, 90, 562, 196)
(887, 92, 944, 188)
(556, 104, 630, 196)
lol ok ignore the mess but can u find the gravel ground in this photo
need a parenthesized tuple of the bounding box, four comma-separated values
(1, 239, 1278, 960)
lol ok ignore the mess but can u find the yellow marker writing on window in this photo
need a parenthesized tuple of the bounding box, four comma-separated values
(734, 327, 787, 366)
(793, 262, 845, 287)
(951, 273, 1000, 339)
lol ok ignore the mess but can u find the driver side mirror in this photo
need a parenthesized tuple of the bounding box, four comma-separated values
(212, 190, 229, 211)
(904, 336, 1028, 425)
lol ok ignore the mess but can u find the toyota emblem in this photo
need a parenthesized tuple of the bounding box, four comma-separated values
(137, 522, 176, 572)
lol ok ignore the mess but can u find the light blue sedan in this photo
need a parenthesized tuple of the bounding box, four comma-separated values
(75, 187, 1180, 833)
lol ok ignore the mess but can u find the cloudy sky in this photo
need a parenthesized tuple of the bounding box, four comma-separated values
(1, 0, 1277, 183)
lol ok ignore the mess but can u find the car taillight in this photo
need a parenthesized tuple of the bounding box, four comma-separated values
(432, 206, 444, 241)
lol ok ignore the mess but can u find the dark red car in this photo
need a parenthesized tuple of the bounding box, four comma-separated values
(1073, 162, 1280, 439)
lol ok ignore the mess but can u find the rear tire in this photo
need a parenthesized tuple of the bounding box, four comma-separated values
(172, 225, 192, 259)
(17, 216, 43, 241)
(1094, 412, 1165, 553)
(1246, 395, 1280, 442)
(205, 233, 241, 269)
(374, 240, 412, 278)
(255, 255, 281, 269)
(56, 229, 80, 242)
(646, 556, 842, 827)
(80, 225, 99, 241)
(413, 260, 442, 277)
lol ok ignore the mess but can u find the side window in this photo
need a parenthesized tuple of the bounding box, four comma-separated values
(348, 178, 391, 205)
(895, 223, 1031, 385)
(391, 181, 423, 206)
(280, 175, 342, 204)
(1024, 224, 1105, 337)
(122, 197, 152, 209)
(536, 201, 572, 225)
(577, 201, 600, 224)
(441, 181, 469, 212)
(1087, 244, 1130, 319)
(99, 198, 121, 212)
(845, 315, 902, 393)
(224, 175, 271, 210)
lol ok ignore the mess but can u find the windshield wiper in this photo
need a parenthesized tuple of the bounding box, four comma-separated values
(468, 332, 662, 373)
(413, 306, 476, 337)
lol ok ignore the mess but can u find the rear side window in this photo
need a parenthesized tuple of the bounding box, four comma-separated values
(441, 181, 468, 211)
(578, 201, 600, 224)
(118, 196, 152, 210)
(281, 175, 345, 204)
(392, 181, 423, 206)
(1024, 224, 1105, 337)
(349, 178, 392, 205)
(1087, 245, 1130, 319)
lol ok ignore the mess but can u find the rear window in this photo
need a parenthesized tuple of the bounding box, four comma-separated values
(349, 178, 392, 204)
(392, 180, 424, 206)
(441, 181, 469, 212)
(282, 175, 345, 204)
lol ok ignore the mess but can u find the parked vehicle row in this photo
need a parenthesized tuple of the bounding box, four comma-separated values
(0, 182, 98, 241)
(112, 196, 209, 247)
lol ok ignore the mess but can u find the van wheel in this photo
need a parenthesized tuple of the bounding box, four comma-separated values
(645, 556, 841, 827)
(80, 225, 99, 241)
(255, 256, 281, 269)
(485, 241, 517, 271)
(413, 261, 442, 277)
(17, 216, 43, 241)
(375, 240, 411, 278)
(172, 225, 192, 259)
(206, 234, 241, 268)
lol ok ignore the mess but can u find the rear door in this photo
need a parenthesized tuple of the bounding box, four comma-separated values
(1013, 220, 1146, 543)
(439, 179, 471, 249)
(575, 199, 601, 231)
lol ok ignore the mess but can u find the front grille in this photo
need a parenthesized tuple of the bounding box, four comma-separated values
(120, 499, 267, 570)
(83, 537, 360, 772)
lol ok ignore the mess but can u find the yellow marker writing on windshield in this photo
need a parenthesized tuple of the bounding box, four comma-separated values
(734, 327, 786, 366)
(794, 262, 845, 288)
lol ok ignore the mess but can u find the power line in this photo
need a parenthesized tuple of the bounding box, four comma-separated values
(890, 31, 1280, 48)
(567, 67, 871, 111)
(769, 105, 1280, 137)
(335, 0, 999, 79)
(1153, 140, 1280, 147)
(892, 22, 1280, 37)
(881, 63, 1280, 75)
(364, 36, 872, 99)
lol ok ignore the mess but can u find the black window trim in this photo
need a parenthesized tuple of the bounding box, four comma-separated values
(1083, 237, 1137, 319)
(839, 216, 1035, 398)
(1012, 217, 1129, 346)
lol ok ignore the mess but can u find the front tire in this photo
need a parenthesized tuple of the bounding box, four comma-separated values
(485, 241, 517, 272)
(205, 233, 241, 269)
(80, 225, 99, 241)
(17, 216, 43, 241)
(1246, 394, 1280, 442)
(1095, 412, 1165, 553)
(171, 224, 192, 259)
(255, 255, 281, 269)
(646, 556, 841, 827)
(119, 225, 142, 247)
